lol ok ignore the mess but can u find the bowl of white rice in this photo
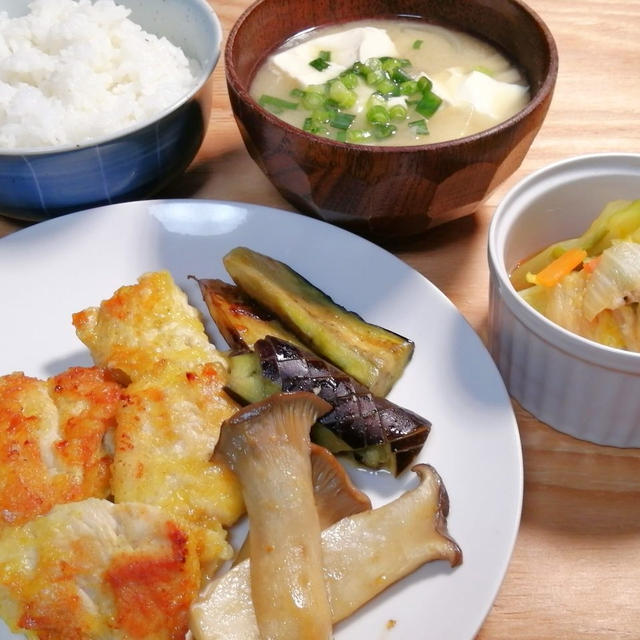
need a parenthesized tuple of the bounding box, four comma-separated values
(0, 0, 222, 220)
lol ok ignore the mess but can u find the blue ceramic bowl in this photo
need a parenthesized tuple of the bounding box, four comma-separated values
(0, 0, 221, 221)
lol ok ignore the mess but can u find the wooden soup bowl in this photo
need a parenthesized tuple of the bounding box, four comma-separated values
(225, 0, 558, 240)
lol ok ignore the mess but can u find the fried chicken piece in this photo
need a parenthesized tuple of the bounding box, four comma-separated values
(72, 271, 244, 569)
(114, 361, 242, 567)
(0, 367, 122, 529)
(72, 270, 227, 383)
(0, 498, 200, 640)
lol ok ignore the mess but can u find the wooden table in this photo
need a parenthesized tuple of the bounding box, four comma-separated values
(2, 1, 640, 638)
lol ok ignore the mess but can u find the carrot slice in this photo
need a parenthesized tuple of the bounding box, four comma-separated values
(527, 248, 588, 287)
(582, 255, 602, 275)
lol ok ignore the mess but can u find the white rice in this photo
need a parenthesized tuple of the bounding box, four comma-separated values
(0, 0, 200, 150)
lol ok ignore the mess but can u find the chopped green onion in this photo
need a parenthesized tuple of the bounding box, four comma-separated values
(259, 94, 298, 113)
(301, 91, 325, 110)
(366, 105, 390, 124)
(365, 69, 386, 86)
(415, 91, 442, 118)
(389, 104, 408, 120)
(381, 58, 400, 73)
(328, 79, 357, 109)
(367, 91, 387, 107)
(309, 52, 331, 71)
(409, 118, 429, 135)
(309, 56, 330, 71)
(303, 117, 331, 137)
(351, 61, 368, 76)
(340, 71, 359, 89)
(412, 39, 423, 50)
(417, 76, 433, 93)
(400, 80, 419, 96)
(367, 58, 382, 71)
(392, 67, 412, 84)
(311, 107, 334, 123)
(371, 123, 397, 139)
(346, 129, 372, 143)
(262, 54, 445, 146)
(375, 78, 398, 96)
(330, 112, 356, 130)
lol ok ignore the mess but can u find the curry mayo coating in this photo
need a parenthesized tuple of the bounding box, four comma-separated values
(0, 367, 123, 529)
(114, 361, 242, 567)
(0, 498, 200, 640)
(72, 271, 244, 567)
(72, 270, 227, 383)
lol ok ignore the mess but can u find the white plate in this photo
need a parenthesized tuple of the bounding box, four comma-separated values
(0, 200, 522, 640)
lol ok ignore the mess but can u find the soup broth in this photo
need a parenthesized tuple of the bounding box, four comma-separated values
(250, 18, 529, 146)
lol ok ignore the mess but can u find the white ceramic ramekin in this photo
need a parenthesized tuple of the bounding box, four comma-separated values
(488, 153, 640, 447)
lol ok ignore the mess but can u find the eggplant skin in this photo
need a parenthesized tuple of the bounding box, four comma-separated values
(223, 247, 414, 396)
(254, 336, 430, 475)
(194, 278, 302, 352)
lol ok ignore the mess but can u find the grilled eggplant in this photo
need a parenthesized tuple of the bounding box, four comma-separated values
(195, 278, 303, 351)
(226, 336, 430, 475)
(223, 247, 414, 396)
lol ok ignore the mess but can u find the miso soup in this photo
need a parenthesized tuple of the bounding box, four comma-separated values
(250, 18, 529, 146)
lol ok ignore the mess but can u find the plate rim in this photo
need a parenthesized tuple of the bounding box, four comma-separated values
(0, 198, 523, 639)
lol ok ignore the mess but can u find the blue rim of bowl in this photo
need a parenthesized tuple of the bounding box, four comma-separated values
(225, 0, 558, 153)
(3, 0, 222, 157)
(488, 152, 640, 375)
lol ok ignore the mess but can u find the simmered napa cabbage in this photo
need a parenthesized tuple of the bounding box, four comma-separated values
(516, 200, 640, 351)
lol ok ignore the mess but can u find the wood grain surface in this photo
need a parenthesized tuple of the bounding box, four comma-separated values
(1, 1, 640, 638)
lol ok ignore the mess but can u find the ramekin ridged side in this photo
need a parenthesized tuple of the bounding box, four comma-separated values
(487, 153, 640, 447)
(489, 265, 640, 447)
